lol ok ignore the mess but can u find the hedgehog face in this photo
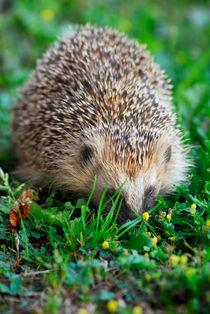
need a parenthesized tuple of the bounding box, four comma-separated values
(115, 133, 188, 218)
(56, 131, 187, 224)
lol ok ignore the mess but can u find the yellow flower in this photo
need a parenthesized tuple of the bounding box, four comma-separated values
(186, 267, 196, 277)
(144, 252, 149, 259)
(169, 236, 176, 242)
(78, 309, 90, 314)
(41, 9, 54, 21)
(190, 203, 196, 215)
(160, 211, 166, 219)
(166, 214, 171, 222)
(169, 254, 180, 267)
(146, 232, 151, 237)
(102, 241, 109, 249)
(107, 300, 118, 313)
(133, 306, 143, 314)
(144, 274, 151, 282)
(143, 212, 149, 221)
(151, 236, 157, 247)
(206, 220, 210, 227)
(180, 255, 188, 266)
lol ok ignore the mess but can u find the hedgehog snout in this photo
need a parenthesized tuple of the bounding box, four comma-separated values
(142, 186, 157, 212)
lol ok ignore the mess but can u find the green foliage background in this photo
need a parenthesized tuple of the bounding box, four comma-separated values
(0, 0, 209, 313)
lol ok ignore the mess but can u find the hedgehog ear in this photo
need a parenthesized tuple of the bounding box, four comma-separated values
(163, 145, 172, 164)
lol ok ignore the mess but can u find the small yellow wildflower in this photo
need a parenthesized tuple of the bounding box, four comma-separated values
(169, 254, 180, 267)
(107, 300, 118, 313)
(143, 212, 149, 221)
(133, 306, 143, 314)
(160, 211, 166, 219)
(144, 274, 151, 282)
(41, 9, 54, 21)
(78, 309, 90, 314)
(186, 267, 196, 277)
(190, 203, 197, 215)
(169, 236, 176, 242)
(151, 236, 157, 247)
(206, 219, 210, 227)
(144, 252, 149, 259)
(102, 241, 109, 249)
(166, 214, 171, 222)
(180, 255, 188, 266)
(146, 232, 151, 237)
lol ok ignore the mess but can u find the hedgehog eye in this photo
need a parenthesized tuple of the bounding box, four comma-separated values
(163, 145, 172, 164)
(81, 145, 94, 164)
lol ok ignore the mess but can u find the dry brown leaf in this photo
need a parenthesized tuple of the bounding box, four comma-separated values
(9, 189, 35, 229)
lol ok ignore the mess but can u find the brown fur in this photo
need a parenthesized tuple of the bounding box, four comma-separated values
(12, 24, 190, 222)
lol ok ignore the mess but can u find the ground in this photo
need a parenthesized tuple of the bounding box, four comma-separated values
(0, 0, 209, 313)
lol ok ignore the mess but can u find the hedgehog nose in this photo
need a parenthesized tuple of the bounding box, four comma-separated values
(142, 186, 157, 211)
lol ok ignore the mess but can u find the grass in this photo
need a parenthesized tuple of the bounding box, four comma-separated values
(0, 0, 209, 313)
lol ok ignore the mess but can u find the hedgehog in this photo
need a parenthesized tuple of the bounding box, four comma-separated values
(12, 24, 189, 223)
